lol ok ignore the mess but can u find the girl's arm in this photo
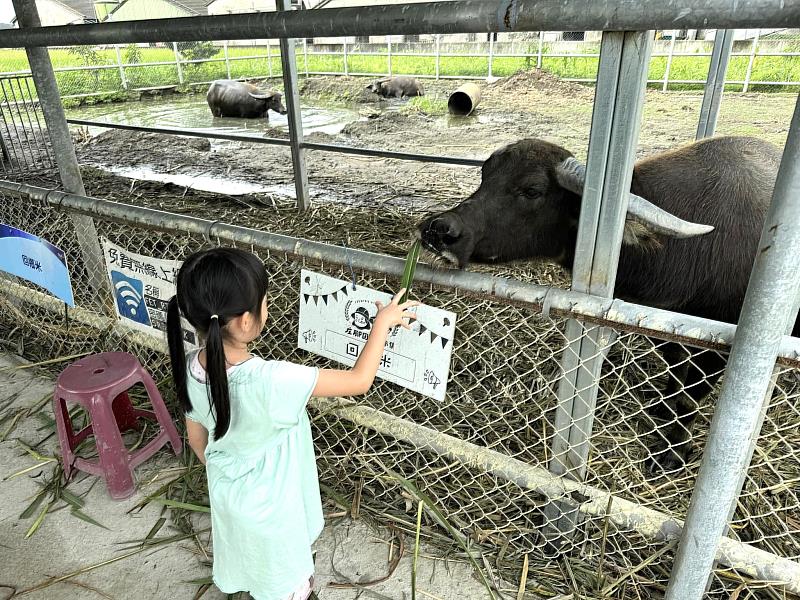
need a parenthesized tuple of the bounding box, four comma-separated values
(313, 288, 419, 398)
(186, 419, 209, 465)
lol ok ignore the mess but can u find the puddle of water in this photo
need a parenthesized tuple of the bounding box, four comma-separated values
(106, 164, 271, 195)
(67, 94, 359, 140)
(103, 164, 343, 201)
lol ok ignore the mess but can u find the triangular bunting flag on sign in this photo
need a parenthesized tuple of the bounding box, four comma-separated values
(430, 331, 438, 344)
(313, 296, 319, 305)
(419, 324, 427, 336)
(322, 295, 328, 305)
(341, 285, 349, 296)
(303, 294, 310, 303)
(332, 291, 338, 302)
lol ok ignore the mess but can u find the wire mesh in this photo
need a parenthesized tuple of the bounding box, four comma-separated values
(0, 186, 798, 599)
(0, 75, 55, 178)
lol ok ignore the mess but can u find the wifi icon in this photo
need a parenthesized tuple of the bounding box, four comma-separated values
(110, 271, 151, 326)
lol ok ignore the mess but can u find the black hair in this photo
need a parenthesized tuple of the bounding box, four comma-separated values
(166, 247, 269, 440)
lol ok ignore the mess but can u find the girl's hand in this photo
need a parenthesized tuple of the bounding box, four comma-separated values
(375, 288, 420, 330)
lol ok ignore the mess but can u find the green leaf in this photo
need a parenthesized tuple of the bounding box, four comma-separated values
(25, 501, 53, 538)
(151, 498, 210, 513)
(400, 240, 421, 304)
(384, 466, 498, 600)
(185, 576, 214, 585)
(70, 508, 110, 530)
(19, 489, 48, 519)
(143, 517, 167, 544)
(59, 488, 85, 510)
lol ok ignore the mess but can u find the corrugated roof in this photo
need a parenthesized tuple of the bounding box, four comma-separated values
(52, 0, 99, 19)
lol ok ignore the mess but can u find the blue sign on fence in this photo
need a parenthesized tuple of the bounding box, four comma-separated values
(0, 224, 75, 307)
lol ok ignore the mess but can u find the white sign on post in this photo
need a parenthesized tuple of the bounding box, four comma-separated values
(298, 270, 457, 401)
(101, 239, 196, 346)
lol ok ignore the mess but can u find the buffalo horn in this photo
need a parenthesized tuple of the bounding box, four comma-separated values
(555, 157, 714, 239)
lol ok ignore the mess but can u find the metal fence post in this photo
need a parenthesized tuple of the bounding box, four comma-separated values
(11, 0, 111, 303)
(223, 40, 231, 79)
(114, 44, 127, 90)
(277, 0, 310, 211)
(665, 91, 800, 600)
(662, 34, 676, 91)
(343, 38, 349, 76)
(387, 37, 392, 76)
(543, 30, 654, 550)
(267, 39, 273, 77)
(696, 29, 734, 139)
(743, 30, 760, 93)
(537, 32, 544, 69)
(487, 35, 495, 79)
(303, 38, 309, 76)
(172, 41, 184, 84)
(434, 35, 440, 79)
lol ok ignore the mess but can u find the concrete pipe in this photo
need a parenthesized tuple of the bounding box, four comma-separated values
(447, 83, 482, 116)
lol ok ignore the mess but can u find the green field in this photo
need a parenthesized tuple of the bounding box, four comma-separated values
(1, 43, 799, 104)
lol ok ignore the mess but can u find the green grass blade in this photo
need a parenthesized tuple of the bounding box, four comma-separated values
(19, 489, 48, 519)
(411, 499, 424, 600)
(151, 498, 211, 513)
(185, 576, 214, 585)
(384, 466, 498, 600)
(70, 508, 110, 530)
(143, 517, 167, 544)
(400, 240, 421, 304)
(25, 501, 54, 538)
(59, 489, 86, 510)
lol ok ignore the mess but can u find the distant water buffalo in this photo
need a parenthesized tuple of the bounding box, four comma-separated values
(206, 80, 287, 119)
(366, 76, 424, 98)
(418, 135, 795, 473)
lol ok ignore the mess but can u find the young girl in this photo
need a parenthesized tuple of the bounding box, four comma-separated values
(166, 247, 418, 600)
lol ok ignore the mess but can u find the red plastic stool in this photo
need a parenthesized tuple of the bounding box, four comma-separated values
(53, 352, 183, 499)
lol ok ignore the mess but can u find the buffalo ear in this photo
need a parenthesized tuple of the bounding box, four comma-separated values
(622, 218, 662, 248)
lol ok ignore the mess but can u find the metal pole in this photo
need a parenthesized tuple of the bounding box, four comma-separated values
(665, 91, 800, 600)
(434, 34, 440, 79)
(277, 0, 310, 211)
(743, 30, 760, 93)
(343, 38, 348, 76)
(537, 32, 544, 69)
(267, 38, 273, 77)
(387, 37, 392, 76)
(487, 34, 494, 79)
(10, 0, 110, 303)
(114, 44, 127, 90)
(0, 2, 797, 48)
(303, 38, 309, 76)
(544, 29, 654, 550)
(172, 42, 184, 84)
(696, 29, 734, 139)
(223, 40, 231, 78)
(662, 34, 676, 91)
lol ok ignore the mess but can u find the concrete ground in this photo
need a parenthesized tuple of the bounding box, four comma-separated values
(0, 354, 507, 600)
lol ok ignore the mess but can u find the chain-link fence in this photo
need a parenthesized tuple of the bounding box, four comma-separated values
(0, 75, 55, 177)
(0, 29, 799, 102)
(1, 180, 798, 599)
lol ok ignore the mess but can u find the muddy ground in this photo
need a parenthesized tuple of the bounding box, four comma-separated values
(62, 71, 798, 285)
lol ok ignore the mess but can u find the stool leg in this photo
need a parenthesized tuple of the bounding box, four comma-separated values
(139, 369, 183, 456)
(111, 391, 139, 433)
(53, 394, 76, 482)
(90, 396, 136, 500)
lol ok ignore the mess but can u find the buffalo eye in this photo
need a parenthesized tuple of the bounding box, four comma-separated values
(521, 188, 542, 200)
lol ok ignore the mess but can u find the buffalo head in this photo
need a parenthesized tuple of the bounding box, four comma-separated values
(417, 139, 713, 269)
(249, 90, 287, 116)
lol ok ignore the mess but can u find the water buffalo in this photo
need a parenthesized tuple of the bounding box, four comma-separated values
(366, 76, 424, 98)
(418, 135, 797, 473)
(206, 80, 287, 119)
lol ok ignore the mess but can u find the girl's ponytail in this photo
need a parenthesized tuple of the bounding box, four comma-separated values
(167, 296, 191, 413)
(205, 315, 231, 439)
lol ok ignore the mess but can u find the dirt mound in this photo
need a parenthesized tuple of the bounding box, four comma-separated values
(79, 130, 211, 167)
(489, 68, 593, 98)
(300, 76, 380, 103)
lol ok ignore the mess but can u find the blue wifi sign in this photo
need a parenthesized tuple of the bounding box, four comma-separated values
(110, 271, 151, 326)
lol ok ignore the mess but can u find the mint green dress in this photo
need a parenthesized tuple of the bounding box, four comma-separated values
(185, 351, 321, 600)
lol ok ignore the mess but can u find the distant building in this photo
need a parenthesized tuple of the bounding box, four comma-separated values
(102, 0, 209, 21)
